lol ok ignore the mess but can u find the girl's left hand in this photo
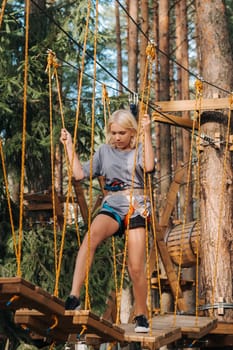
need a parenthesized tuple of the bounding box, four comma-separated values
(141, 114, 151, 133)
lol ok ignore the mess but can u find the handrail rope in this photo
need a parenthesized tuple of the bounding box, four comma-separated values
(46, 51, 59, 296)
(194, 79, 203, 324)
(30, 0, 233, 98)
(0, 140, 18, 258)
(17, 0, 30, 277)
(140, 42, 156, 334)
(173, 79, 201, 325)
(115, 0, 231, 96)
(147, 47, 163, 313)
(45, 50, 82, 297)
(211, 94, 233, 315)
(115, 42, 154, 325)
(141, 43, 156, 333)
(54, 0, 91, 296)
(102, 84, 121, 311)
(0, 0, 7, 28)
(52, 52, 82, 248)
(115, 103, 142, 325)
(84, 0, 99, 311)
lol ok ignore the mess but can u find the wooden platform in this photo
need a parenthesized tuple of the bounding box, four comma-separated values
(0, 277, 65, 315)
(0, 278, 218, 349)
(120, 321, 181, 350)
(14, 309, 125, 343)
(153, 314, 218, 339)
(14, 309, 218, 349)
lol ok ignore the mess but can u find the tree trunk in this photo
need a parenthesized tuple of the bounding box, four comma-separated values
(139, 0, 149, 93)
(115, 0, 123, 94)
(196, 0, 233, 321)
(158, 0, 171, 213)
(175, 0, 193, 221)
(128, 0, 138, 92)
(199, 112, 233, 321)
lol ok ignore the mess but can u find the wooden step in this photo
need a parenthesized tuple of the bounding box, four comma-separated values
(0, 277, 64, 315)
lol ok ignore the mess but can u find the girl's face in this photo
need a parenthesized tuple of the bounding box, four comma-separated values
(110, 123, 134, 150)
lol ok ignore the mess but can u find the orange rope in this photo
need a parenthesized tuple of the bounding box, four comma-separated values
(84, 0, 99, 310)
(194, 79, 203, 323)
(54, 0, 92, 297)
(0, 0, 7, 29)
(17, 0, 30, 277)
(0, 139, 17, 259)
(46, 51, 59, 291)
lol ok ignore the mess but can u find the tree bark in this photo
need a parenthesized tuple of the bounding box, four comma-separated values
(196, 0, 233, 321)
(158, 0, 172, 213)
(115, 1, 123, 94)
(128, 0, 138, 92)
(139, 0, 149, 93)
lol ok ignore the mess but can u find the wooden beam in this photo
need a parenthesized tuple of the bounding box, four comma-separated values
(152, 112, 198, 129)
(154, 97, 232, 112)
(149, 163, 188, 312)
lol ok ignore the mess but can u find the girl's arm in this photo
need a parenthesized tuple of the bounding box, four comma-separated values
(141, 115, 155, 172)
(60, 128, 85, 180)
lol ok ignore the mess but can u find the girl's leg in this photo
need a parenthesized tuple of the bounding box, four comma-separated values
(70, 214, 119, 297)
(127, 227, 148, 316)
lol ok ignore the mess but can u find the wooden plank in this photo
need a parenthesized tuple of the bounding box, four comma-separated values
(152, 113, 197, 129)
(152, 314, 218, 339)
(120, 322, 181, 350)
(15, 309, 125, 343)
(210, 321, 233, 335)
(154, 97, 232, 112)
(0, 277, 65, 315)
(14, 310, 68, 342)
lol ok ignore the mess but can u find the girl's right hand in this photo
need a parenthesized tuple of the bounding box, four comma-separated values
(60, 128, 72, 146)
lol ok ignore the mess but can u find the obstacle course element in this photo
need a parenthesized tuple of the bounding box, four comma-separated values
(165, 221, 199, 267)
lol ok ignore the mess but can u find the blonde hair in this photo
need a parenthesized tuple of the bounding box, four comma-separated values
(106, 109, 138, 149)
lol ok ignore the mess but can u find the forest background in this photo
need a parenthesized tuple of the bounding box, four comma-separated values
(0, 0, 233, 348)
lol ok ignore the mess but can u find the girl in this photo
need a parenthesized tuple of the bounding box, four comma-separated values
(60, 109, 155, 332)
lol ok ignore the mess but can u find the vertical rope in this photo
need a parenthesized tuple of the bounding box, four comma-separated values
(0, 140, 17, 257)
(173, 80, 202, 325)
(46, 51, 59, 291)
(0, 0, 7, 29)
(194, 79, 203, 323)
(17, 0, 30, 276)
(53, 0, 92, 296)
(84, 0, 99, 310)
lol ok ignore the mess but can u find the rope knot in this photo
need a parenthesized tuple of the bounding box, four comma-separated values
(146, 42, 156, 60)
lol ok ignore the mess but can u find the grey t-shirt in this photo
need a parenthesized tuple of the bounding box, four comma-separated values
(82, 143, 150, 219)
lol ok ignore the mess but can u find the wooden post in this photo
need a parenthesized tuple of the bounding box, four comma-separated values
(199, 111, 233, 321)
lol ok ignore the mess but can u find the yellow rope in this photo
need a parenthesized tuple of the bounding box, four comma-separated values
(148, 174, 163, 313)
(17, 0, 30, 277)
(116, 42, 155, 328)
(0, 139, 18, 259)
(84, 0, 99, 311)
(0, 0, 7, 29)
(140, 43, 156, 334)
(194, 79, 203, 323)
(46, 51, 59, 292)
(102, 84, 111, 137)
(211, 94, 233, 314)
(53, 0, 92, 297)
(173, 79, 203, 325)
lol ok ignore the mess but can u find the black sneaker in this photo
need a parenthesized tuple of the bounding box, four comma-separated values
(65, 295, 81, 310)
(134, 314, 149, 333)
